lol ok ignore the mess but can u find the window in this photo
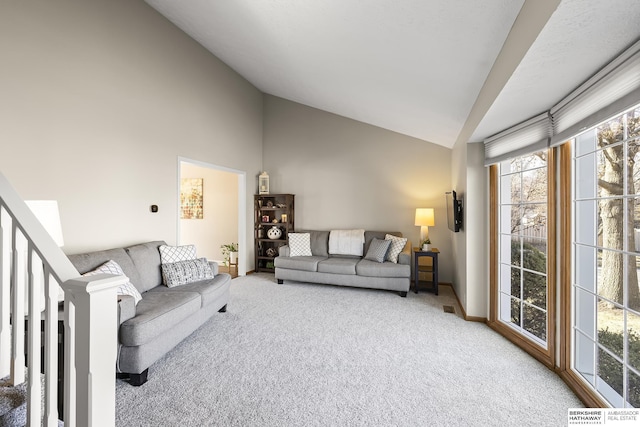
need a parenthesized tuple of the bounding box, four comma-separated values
(572, 105, 640, 407)
(492, 150, 554, 361)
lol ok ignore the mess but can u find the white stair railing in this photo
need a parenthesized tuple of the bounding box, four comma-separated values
(0, 172, 125, 426)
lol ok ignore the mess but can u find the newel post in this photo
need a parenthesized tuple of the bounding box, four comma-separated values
(61, 273, 126, 427)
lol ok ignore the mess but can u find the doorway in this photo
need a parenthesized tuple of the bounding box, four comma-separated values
(178, 157, 246, 276)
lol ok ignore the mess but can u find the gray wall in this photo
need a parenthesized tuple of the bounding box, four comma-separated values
(451, 139, 488, 318)
(0, 0, 263, 262)
(263, 95, 455, 283)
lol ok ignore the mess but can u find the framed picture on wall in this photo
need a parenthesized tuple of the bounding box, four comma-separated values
(180, 178, 204, 219)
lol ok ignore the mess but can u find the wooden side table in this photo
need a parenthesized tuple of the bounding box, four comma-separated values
(413, 247, 439, 295)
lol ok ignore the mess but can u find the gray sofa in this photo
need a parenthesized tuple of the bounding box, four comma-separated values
(67, 241, 231, 386)
(274, 231, 411, 296)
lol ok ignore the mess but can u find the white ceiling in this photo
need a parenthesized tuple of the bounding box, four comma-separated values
(145, 0, 640, 148)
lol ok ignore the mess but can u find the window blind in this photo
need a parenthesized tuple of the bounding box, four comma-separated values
(550, 39, 640, 146)
(483, 38, 640, 165)
(483, 112, 551, 166)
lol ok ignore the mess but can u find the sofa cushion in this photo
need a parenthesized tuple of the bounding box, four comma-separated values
(82, 260, 142, 305)
(384, 234, 408, 264)
(364, 238, 391, 263)
(68, 247, 143, 293)
(119, 290, 201, 346)
(274, 256, 327, 272)
(356, 259, 410, 278)
(317, 258, 358, 275)
(288, 233, 312, 256)
(149, 274, 230, 308)
(161, 258, 214, 288)
(159, 244, 197, 263)
(125, 241, 165, 292)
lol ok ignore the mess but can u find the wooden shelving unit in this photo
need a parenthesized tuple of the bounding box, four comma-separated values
(254, 194, 295, 273)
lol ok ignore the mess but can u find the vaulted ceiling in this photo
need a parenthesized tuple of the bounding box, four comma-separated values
(145, 0, 640, 148)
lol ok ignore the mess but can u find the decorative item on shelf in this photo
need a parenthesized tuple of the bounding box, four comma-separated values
(415, 208, 435, 248)
(267, 225, 282, 240)
(220, 242, 239, 267)
(266, 200, 274, 208)
(266, 247, 277, 257)
(272, 219, 279, 223)
(281, 214, 287, 223)
(421, 238, 432, 252)
(257, 227, 264, 238)
(258, 200, 263, 208)
(276, 203, 287, 208)
(259, 171, 270, 195)
(266, 261, 275, 269)
(261, 215, 270, 223)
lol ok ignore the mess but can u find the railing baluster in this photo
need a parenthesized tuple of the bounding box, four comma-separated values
(11, 227, 26, 385)
(27, 246, 42, 426)
(44, 267, 59, 427)
(0, 207, 11, 378)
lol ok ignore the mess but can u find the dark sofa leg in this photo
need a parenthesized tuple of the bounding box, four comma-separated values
(277, 279, 283, 284)
(218, 304, 227, 313)
(399, 291, 407, 297)
(129, 369, 148, 386)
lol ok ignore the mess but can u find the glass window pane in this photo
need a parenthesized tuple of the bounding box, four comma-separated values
(510, 267, 521, 298)
(523, 270, 546, 309)
(598, 199, 625, 251)
(510, 236, 521, 267)
(576, 200, 597, 246)
(628, 108, 640, 137)
(576, 287, 596, 340)
(597, 115, 624, 147)
(523, 304, 546, 341)
(598, 250, 624, 305)
(499, 293, 514, 323)
(627, 310, 640, 373)
(597, 298, 624, 358)
(576, 244, 596, 293)
(500, 173, 520, 204)
(501, 158, 521, 174)
(499, 263, 513, 294)
(499, 234, 513, 264)
(510, 205, 522, 235)
(521, 152, 546, 171)
(576, 152, 596, 199)
(511, 297, 521, 327)
(597, 348, 624, 406)
(522, 168, 546, 203)
(633, 198, 640, 252)
(500, 205, 514, 234)
(597, 147, 624, 197)
(628, 368, 640, 408)
(522, 203, 546, 237)
(630, 141, 640, 196)
(627, 255, 640, 313)
(576, 128, 597, 158)
(575, 330, 596, 386)
(523, 238, 546, 273)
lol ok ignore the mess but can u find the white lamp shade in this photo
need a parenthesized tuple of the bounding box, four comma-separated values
(25, 200, 65, 247)
(415, 208, 435, 227)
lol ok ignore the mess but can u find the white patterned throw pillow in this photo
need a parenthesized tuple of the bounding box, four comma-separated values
(288, 233, 312, 257)
(82, 259, 142, 305)
(159, 244, 197, 264)
(161, 258, 214, 288)
(384, 234, 408, 264)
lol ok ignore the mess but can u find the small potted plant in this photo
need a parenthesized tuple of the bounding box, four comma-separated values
(421, 238, 432, 251)
(221, 243, 238, 266)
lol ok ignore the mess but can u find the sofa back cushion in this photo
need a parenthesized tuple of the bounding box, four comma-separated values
(364, 231, 402, 255)
(68, 247, 142, 293)
(125, 241, 166, 292)
(297, 230, 330, 257)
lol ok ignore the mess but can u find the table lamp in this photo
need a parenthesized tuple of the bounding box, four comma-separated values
(415, 208, 435, 248)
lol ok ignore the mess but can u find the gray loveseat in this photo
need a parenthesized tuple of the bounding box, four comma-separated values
(274, 231, 411, 296)
(67, 240, 231, 386)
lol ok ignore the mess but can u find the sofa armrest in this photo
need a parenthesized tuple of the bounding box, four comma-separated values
(117, 295, 136, 325)
(279, 245, 290, 257)
(398, 241, 412, 265)
(208, 260, 219, 275)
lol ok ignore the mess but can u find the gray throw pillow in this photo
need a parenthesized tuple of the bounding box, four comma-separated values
(364, 238, 392, 263)
(161, 257, 214, 288)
